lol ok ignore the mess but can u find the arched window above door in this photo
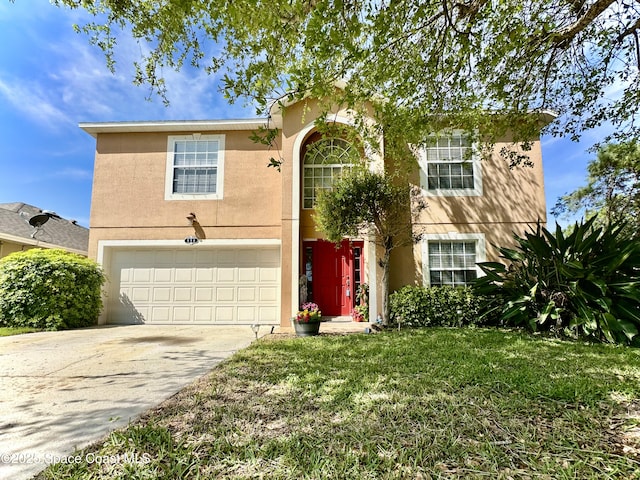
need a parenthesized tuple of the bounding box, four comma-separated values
(302, 136, 358, 209)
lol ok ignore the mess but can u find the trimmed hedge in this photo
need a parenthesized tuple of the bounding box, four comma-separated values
(0, 249, 106, 330)
(389, 285, 486, 328)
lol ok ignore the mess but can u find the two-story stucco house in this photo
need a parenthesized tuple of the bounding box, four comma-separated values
(81, 97, 550, 327)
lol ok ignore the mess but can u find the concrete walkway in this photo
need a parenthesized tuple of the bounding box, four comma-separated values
(0, 325, 262, 480)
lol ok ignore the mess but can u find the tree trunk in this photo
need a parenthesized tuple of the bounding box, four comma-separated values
(381, 238, 392, 326)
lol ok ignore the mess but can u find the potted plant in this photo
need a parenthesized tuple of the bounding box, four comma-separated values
(351, 306, 366, 322)
(352, 284, 369, 322)
(292, 302, 323, 336)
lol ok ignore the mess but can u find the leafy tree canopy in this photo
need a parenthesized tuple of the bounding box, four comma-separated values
(315, 166, 422, 244)
(51, 0, 640, 159)
(552, 140, 640, 236)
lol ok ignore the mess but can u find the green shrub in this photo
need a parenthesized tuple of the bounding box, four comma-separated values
(0, 249, 106, 330)
(389, 285, 485, 327)
(473, 219, 640, 345)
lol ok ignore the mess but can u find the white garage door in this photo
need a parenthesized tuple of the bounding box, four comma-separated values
(108, 246, 280, 324)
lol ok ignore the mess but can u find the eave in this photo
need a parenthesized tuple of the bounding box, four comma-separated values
(79, 119, 269, 138)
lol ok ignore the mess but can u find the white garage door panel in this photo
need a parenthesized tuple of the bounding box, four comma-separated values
(109, 246, 280, 324)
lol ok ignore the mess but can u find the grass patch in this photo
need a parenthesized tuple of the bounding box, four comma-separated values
(0, 326, 41, 336)
(39, 328, 640, 479)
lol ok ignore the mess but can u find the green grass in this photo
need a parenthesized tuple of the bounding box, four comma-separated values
(40, 328, 640, 479)
(0, 326, 41, 336)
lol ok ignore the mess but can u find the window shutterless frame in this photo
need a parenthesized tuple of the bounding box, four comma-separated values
(165, 134, 225, 200)
(418, 130, 483, 197)
(421, 233, 486, 287)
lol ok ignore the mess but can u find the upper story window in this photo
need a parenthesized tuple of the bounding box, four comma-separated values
(418, 130, 482, 196)
(302, 137, 357, 209)
(165, 134, 225, 200)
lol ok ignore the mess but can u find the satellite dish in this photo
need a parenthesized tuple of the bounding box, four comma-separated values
(42, 210, 60, 218)
(29, 214, 51, 228)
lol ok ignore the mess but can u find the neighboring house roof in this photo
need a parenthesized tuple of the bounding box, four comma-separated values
(0, 203, 89, 255)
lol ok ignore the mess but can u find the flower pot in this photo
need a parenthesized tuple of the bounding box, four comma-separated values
(293, 321, 321, 337)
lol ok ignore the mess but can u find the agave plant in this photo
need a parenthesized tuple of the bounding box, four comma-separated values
(473, 218, 640, 345)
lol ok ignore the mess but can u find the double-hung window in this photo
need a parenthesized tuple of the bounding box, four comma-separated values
(419, 130, 482, 196)
(422, 233, 485, 287)
(165, 134, 225, 200)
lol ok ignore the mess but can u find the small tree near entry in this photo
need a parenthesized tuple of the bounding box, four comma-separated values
(314, 167, 426, 325)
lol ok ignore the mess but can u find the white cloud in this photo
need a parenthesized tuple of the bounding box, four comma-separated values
(3, 1, 257, 125)
(0, 76, 74, 130)
(159, 67, 257, 120)
(53, 168, 93, 181)
(46, 38, 126, 119)
(540, 134, 563, 149)
(46, 31, 254, 122)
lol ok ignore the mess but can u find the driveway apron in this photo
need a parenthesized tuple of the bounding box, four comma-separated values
(0, 325, 258, 480)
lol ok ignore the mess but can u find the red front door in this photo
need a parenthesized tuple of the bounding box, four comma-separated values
(302, 239, 364, 316)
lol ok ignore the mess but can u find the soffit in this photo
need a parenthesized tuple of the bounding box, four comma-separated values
(79, 119, 269, 138)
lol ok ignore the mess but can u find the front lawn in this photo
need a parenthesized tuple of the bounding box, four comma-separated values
(41, 328, 640, 479)
(0, 326, 41, 336)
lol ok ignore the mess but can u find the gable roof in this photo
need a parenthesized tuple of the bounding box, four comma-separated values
(0, 203, 89, 255)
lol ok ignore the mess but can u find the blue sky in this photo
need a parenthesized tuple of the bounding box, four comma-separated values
(0, 1, 609, 228)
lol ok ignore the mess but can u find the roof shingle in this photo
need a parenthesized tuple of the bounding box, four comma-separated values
(0, 203, 89, 254)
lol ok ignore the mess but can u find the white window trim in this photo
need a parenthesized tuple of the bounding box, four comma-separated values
(418, 130, 483, 197)
(421, 232, 486, 287)
(165, 134, 225, 201)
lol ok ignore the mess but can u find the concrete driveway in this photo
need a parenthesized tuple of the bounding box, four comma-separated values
(0, 325, 264, 480)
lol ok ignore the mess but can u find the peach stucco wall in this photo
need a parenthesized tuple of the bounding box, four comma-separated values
(389, 137, 547, 290)
(0, 240, 32, 258)
(88, 130, 283, 259)
(414, 139, 546, 226)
